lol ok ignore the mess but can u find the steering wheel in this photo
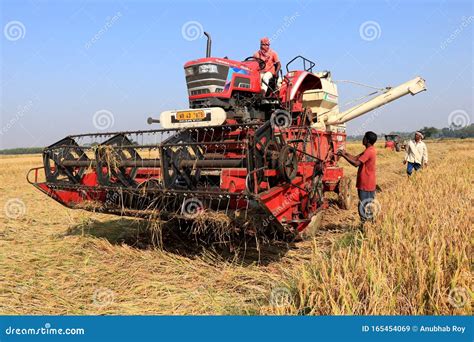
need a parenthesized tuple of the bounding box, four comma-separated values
(244, 56, 266, 71)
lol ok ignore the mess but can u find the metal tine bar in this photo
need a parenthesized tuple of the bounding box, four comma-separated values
(216, 197, 222, 215)
(208, 128, 216, 159)
(67, 125, 254, 151)
(67, 123, 262, 139)
(47, 140, 246, 151)
(159, 140, 245, 147)
(46, 144, 159, 152)
(210, 127, 216, 142)
(225, 194, 231, 216)
(244, 198, 250, 220)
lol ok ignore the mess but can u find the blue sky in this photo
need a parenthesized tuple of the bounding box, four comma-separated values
(0, 0, 472, 148)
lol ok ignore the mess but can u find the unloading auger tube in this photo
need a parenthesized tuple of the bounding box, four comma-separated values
(315, 77, 426, 127)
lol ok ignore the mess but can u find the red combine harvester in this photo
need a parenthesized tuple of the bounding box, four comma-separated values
(384, 134, 402, 152)
(28, 33, 426, 240)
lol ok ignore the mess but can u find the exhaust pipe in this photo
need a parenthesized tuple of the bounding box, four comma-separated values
(147, 117, 160, 125)
(204, 32, 211, 57)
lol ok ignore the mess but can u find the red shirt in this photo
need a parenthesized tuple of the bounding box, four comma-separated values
(356, 145, 376, 191)
(253, 49, 279, 74)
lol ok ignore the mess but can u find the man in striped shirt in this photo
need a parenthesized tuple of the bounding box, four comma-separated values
(403, 131, 428, 176)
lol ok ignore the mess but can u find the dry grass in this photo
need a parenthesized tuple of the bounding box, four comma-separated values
(0, 140, 472, 315)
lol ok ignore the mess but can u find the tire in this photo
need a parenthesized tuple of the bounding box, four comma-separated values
(338, 176, 352, 210)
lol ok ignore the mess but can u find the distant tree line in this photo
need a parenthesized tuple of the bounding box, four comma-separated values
(0, 147, 44, 155)
(348, 124, 474, 141)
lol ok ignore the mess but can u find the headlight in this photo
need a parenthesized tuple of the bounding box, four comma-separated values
(184, 67, 194, 76)
(198, 64, 218, 73)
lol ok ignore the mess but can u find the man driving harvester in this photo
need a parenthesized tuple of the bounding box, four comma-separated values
(253, 37, 281, 95)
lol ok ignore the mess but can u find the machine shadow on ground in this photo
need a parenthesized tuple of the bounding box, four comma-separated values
(64, 217, 297, 266)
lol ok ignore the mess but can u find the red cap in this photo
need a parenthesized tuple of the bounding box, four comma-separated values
(260, 37, 270, 45)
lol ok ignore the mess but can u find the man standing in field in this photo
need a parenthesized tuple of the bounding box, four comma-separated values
(403, 131, 428, 176)
(337, 131, 378, 222)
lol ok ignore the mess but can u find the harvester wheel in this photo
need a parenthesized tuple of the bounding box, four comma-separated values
(338, 176, 352, 210)
(160, 130, 204, 190)
(43, 137, 89, 183)
(95, 134, 141, 187)
(278, 145, 298, 181)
